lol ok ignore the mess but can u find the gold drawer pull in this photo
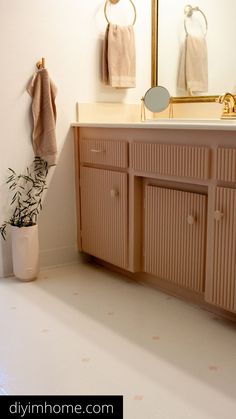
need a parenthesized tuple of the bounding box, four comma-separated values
(187, 215, 195, 225)
(214, 210, 224, 221)
(90, 148, 105, 153)
(110, 189, 119, 198)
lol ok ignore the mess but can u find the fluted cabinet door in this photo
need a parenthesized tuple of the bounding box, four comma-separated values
(80, 167, 127, 269)
(206, 187, 236, 312)
(144, 186, 207, 292)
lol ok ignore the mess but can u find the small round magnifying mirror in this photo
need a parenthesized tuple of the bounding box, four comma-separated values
(144, 86, 170, 113)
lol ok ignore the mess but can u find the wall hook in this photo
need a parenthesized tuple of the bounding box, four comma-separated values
(36, 57, 45, 70)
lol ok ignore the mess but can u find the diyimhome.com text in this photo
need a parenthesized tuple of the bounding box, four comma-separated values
(9, 401, 114, 417)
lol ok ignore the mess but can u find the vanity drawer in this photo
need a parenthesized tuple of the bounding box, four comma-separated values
(216, 147, 236, 182)
(80, 138, 128, 168)
(130, 142, 210, 180)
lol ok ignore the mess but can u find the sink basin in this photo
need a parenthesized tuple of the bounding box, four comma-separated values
(144, 118, 236, 124)
(140, 118, 236, 130)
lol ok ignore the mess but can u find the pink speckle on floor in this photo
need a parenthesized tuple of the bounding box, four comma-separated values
(133, 395, 144, 400)
(208, 365, 219, 371)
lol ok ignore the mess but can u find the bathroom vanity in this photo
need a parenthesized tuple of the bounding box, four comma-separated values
(73, 121, 236, 318)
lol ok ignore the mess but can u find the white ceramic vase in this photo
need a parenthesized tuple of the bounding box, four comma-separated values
(11, 224, 39, 281)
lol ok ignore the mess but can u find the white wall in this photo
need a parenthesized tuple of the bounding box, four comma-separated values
(158, 0, 236, 96)
(0, 0, 152, 276)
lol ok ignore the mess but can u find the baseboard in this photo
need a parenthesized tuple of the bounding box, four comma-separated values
(39, 245, 82, 268)
(0, 243, 85, 278)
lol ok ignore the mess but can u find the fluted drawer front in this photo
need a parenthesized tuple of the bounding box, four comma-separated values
(216, 147, 236, 182)
(131, 142, 210, 179)
(80, 167, 127, 269)
(80, 138, 128, 168)
(209, 187, 236, 312)
(144, 186, 207, 292)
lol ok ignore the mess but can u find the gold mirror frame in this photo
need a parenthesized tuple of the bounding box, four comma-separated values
(151, 0, 218, 103)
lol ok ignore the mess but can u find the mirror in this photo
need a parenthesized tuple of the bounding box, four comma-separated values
(151, 0, 236, 103)
(144, 86, 170, 112)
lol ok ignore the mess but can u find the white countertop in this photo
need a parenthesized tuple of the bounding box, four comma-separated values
(71, 119, 236, 131)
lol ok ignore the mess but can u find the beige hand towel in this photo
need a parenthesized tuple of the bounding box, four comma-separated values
(27, 69, 57, 166)
(102, 23, 136, 88)
(177, 35, 208, 94)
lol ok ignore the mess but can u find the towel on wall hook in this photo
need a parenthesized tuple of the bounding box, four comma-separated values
(27, 64, 57, 166)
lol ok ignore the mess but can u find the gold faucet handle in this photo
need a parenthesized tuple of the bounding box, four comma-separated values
(217, 92, 236, 119)
(215, 95, 223, 104)
(217, 92, 236, 103)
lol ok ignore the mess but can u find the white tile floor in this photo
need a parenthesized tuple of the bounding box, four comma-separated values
(0, 261, 236, 418)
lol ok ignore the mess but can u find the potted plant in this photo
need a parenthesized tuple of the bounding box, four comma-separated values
(0, 157, 48, 281)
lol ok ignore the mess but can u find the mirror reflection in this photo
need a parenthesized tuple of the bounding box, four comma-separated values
(144, 86, 170, 113)
(154, 0, 236, 97)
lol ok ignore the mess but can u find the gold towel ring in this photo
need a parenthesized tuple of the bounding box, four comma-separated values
(104, 0, 136, 26)
(184, 5, 208, 37)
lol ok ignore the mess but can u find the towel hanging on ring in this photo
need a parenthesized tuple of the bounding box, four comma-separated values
(102, 23, 136, 88)
(177, 5, 208, 94)
(177, 35, 208, 94)
(102, 0, 136, 88)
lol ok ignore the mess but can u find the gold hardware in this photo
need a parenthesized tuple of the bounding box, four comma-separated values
(36, 57, 45, 70)
(140, 96, 146, 122)
(168, 99, 174, 118)
(187, 215, 195, 225)
(184, 5, 208, 36)
(214, 210, 224, 221)
(151, 0, 218, 103)
(216, 92, 236, 119)
(151, 0, 158, 87)
(90, 149, 105, 153)
(104, 0, 137, 25)
(110, 189, 119, 198)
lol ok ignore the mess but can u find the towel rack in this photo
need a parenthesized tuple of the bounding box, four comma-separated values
(184, 4, 208, 36)
(104, 0, 136, 25)
(36, 57, 45, 70)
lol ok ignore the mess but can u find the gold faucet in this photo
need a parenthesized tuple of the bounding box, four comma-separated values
(217, 92, 236, 119)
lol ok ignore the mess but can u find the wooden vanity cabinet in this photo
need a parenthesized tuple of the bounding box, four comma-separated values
(78, 136, 128, 269)
(144, 185, 207, 293)
(205, 147, 236, 313)
(80, 167, 128, 269)
(130, 140, 209, 293)
(74, 127, 236, 317)
(208, 187, 236, 312)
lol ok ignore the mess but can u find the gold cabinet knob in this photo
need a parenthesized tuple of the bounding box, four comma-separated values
(90, 148, 105, 153)
(110, 189, 119, 198)
(214, 210, 224, 221)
